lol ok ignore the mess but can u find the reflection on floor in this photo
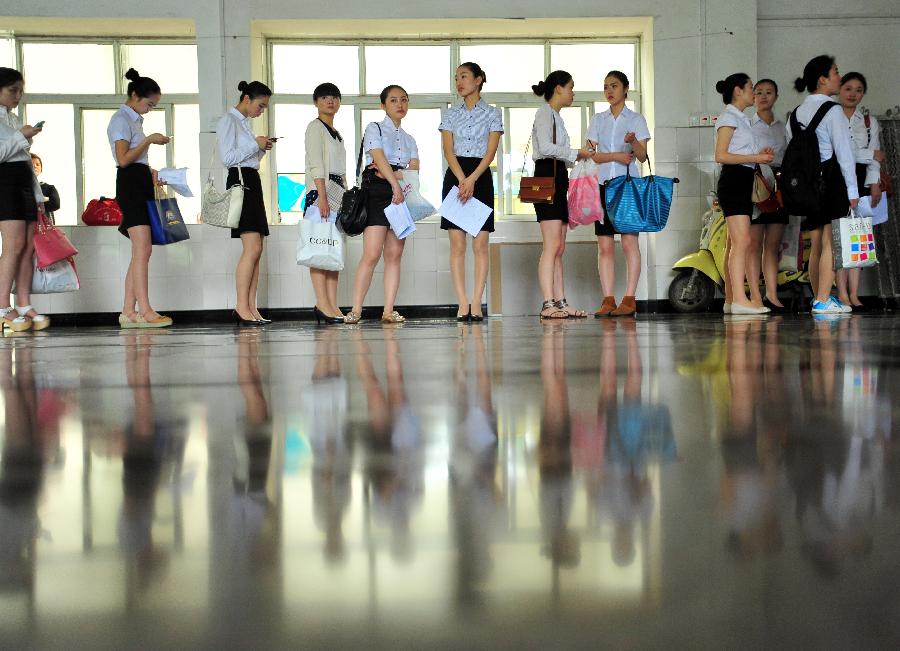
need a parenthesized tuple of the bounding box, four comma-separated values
(1, 315, 899, 647)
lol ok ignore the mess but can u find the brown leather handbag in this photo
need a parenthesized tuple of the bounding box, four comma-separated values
(518, 114, 558, 204)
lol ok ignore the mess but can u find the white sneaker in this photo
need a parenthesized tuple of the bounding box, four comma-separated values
(830, 297, 852, 313)
(723, 303, 732, 314)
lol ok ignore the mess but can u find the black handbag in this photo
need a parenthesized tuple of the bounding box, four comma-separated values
(337, 128, 372, 237)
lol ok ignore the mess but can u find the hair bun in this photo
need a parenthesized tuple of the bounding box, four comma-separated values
(124, 68, 140, 82)
(238, 81, 248, 92)
(714, 80, 727, 94)
(793, 76, 806, 92)
(531, 81, 546, 96)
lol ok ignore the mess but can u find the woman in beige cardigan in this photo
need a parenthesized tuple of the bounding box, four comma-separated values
(303, 83, 347, 323)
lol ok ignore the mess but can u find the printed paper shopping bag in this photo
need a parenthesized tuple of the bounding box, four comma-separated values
(831, 209, 877, 269)
(297, 217, 344, 271)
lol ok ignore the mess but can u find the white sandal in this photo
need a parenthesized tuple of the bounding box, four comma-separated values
(1, 307, 32, 333)
(16, 305, 50, 331)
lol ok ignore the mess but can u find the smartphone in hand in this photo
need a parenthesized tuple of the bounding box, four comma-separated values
(34, 121, 45, 128)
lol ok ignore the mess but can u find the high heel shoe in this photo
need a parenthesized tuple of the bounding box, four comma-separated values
(314, 306, 344, 324)
(17, 305, 50, 331)
(232, 310, 262, 327)
(0, 307, 31, 333)
(469, 305, 484, 322)
(457, 306, 471, 322)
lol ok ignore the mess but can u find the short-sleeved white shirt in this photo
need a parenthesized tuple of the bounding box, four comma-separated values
(363, 116, 418, 167)
(107, 104, 147, 166)
(716, 104, 758, 168)
(586, 106, 652, 182)
(750, 115, 787, 167)
(438, 98, 504, 158)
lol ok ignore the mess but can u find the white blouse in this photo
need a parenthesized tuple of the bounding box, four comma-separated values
(848, 109, 881, 188)
(586, 106, 652, 183)
(0, 106, 32, 164)
(363, 116, 418, 168)
(716, 104, 758, 168)
(438, 98, 504, 158)
(217, 107, 265, 170)
(107, 104, 148, 166)
(750, 115, 787, 167)
(531, 103, 576, 165)
(785, 94, 858, 201)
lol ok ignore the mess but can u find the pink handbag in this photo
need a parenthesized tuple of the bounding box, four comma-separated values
(34, 208, 78, 269)
(566, 160, 604, 229)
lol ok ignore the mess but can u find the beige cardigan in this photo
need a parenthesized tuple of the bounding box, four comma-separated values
(304, 118, 347, 183)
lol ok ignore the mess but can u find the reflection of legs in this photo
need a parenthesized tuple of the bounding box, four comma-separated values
(235, 233, 263, 321)
(815, 224, 835, 304)
(725, 321, 755, 433)
(384, 331, 406, 409)
(471, 232, 490, 318)
(238, 332, 269, 426)
(623, 322, 642, 402)
(597, 236, 615, 298)
(810, 320, 836, 401)
(449, 229, 469, 317)
(541, 327, 569, 425)
(313, 328, 341, 379)
(747, 224, 764, 306)
(382, 231, 406, 316)
(471, 325, 492, 413)
(762, 224, 785, 306)
(354, 334, 390, 433)
(350, 226, 387, 315)
(124, 332, 155, 438)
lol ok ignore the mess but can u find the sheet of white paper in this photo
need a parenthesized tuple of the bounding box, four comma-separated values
(384, 202, 416, 240)
(158, 167, 194, 198)
(438, 186, 492, 237)
(858, 194, 888, 225)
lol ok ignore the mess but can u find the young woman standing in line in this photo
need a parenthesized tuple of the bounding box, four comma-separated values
(0, 67, 43, 332)
(530, 70, 594, 320)
(835, 72, 883, 312)
(749, 79, 789, 313)
(304, 82, 347, 324)
(109, 68, 172, 328)
(439, 62, 503, 322)
(217, 80, 274, 326)
(586, 71, 651, 318)
(713, 73, 774, 315)
(345, 85, 419, 324)
(786, 55, 859, 315)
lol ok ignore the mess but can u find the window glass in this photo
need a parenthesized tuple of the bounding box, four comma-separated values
(174, 104, 201, 223)
(0, 38, 14, 68)
(122, 44, 198, 94)
(273, 103, 356, 224)
(361, 107, 443, 209)
(26, 104, 76, 225)
(550, 44, 636, 92)
(458, 44, 544, 93)
(365, 45, 450, 94)
(505, 107, 538, 215)
(23, 43, 116, 93)
(271, 45, 360, 95)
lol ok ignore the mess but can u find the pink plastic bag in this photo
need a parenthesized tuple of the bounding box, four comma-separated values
(566, 160, 604, 229)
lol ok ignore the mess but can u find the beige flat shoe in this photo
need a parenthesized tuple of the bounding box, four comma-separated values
(137, 313, 173, 328)
(344, 311, 361, 324)
(381, 311, 406, 323)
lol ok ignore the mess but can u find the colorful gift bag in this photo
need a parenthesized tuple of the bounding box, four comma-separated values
(831, 210, 877, 269)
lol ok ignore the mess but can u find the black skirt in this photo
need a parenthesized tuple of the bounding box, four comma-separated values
(755, 166, 789, 225)
(533, 158, 569, 223)
(0, 161, 38, 222)
(441, 157, 495, 233)
(802, 157, 850, 231)
(228, 167, 268, 238)
(717, 164, 755, 218)
(361, 173, 392, 229)
(595, 178, 619, 236)
(115, 163, 154, 236)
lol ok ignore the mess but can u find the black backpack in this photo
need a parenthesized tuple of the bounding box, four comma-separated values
(780, 101, 839, 216)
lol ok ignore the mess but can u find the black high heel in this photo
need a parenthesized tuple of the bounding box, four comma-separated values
(469, 305, 484, 322)
(232, 310, 262, 327)
(314, 306, 343, 325)
(456, 305, 471, 322)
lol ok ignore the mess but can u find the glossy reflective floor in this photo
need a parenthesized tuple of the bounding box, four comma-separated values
(1, 315, 899, 648)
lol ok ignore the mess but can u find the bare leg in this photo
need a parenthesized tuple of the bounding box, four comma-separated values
(326, 271, 341, 317)
(249, 238, 264, 320)
(350, 226, 387, 314)
(621, 233, 641, 297)
(847, 268, 862, 306)
(835, 268, 850, 304)
(726, 215, 754, 309)
(126, 226, 160, 320)
(12, 223, 36, 313)
(448, 229, 468, 316)
(471, 231, 490, 317)
(762, 223, 785, 307)
(808, 229, 822, 299)
(382, 230, 406, 315)
(597, 235, 615, 298)
(235, 232, 263, 321)
(539, 220, 564, 302)
(0, 221, 26, 312)
(723, 232, 733, 305)
(310, 268, 330, 313)
(747, 223, 765, 306)
(815, 224, 835, 304)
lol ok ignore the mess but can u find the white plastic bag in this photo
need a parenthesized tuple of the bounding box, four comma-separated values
(566, 159, 603, 228)
(778, 215, 802, 272)
(30, 256, 80, 294)
(398, 170, 436, 222)
(297, 218, 344, 271)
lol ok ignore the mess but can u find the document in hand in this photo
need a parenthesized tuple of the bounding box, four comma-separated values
(858, 194, 889, 226)
(157, 167, 194, 197)
(438, 186, 492, 237)
(385, 201, 416, 240)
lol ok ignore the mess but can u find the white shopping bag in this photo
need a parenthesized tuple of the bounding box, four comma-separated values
(385, 202, 416, 239)
(779, 215, 802, 272)
(26, 256, 80, 294)
(297, 218, 344, 271)
(831, 209, 877, 270)
(398, 170, 436, 222)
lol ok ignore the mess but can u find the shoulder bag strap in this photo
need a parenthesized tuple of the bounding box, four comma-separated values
(206, 142, 246, 187)
(807, 101, 839, 132)
(552, 113, 558, 176)
(863, 113, 872, 147)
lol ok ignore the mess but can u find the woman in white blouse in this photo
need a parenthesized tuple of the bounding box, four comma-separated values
(217, 80, 274, 326)
(748, 79, 789, 312)
(304, 82, 347, 324)
(108, 68, 172, 328)
(786, 55, 859, 315)
(714, 73, 774, 315)
(0, 67, 44, 332)
(835, 71, 884, 312)
(586, 71, 650, 318)
(345, 85, 419, 324)
(529, 71, 593, 320)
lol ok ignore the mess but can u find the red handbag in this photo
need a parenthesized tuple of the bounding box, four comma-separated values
(34, 208, 78, 269)
(82, 196, 123, 225)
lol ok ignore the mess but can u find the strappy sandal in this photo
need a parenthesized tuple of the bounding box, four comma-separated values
(17, 304, 50, 331)
(381, 311, 406, 323)
(0, 307, 31, 333)
(539, 299, 568, 320)
(344, 311, 361, 324)
(556, 298, 587, 318)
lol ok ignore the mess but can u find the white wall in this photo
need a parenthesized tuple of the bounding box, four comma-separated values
(4, 0, 894, 314)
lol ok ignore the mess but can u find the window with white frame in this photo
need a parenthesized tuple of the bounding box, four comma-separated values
(11, 38, 200, 226)
(268, 39, 640, 224)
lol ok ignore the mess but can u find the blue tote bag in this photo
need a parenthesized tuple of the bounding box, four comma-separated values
(604, 159, 679, 233)
(147, 188, 190, 245)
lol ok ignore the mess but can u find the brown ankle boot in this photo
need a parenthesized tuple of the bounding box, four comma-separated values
(611, 295, 637, 317)
(593, 296, 617, 317)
